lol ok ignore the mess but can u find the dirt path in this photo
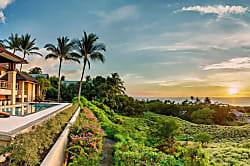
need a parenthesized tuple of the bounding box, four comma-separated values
(99, 137, 115, 166)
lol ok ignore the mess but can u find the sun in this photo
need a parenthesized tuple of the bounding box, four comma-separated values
(228, 88, 238, 95)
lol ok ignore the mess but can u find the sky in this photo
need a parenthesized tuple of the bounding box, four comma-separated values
(1, 0, 250, 97)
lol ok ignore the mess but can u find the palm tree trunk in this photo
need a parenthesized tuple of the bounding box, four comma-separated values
(20, 53, 26, 72)
(57, 58, 62, 102)
(78, 58, 87, 102)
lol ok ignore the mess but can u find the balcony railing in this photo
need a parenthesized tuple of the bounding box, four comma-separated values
(0, 80, 8, 89)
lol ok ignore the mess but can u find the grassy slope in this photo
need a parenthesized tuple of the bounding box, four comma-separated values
(109, 111, 250, 165)
(144, 112, 250, 166)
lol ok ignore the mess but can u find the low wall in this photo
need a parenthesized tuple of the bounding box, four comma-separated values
(41, 106, 81, 166)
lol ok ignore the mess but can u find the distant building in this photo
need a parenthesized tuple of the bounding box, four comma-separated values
(30, 74, 49, 79)
(62, 80, 79, 87)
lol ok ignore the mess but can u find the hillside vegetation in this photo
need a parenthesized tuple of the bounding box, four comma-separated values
(78, 97, 250, 166)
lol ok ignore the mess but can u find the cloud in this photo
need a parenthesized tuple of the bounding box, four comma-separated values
(122, 73, 143, 81)
(203, 57, 250, 70)
(21, 48, 58, 72)
(136, 25, 250, 53)
(181, 5, 248, 17)
(90, 5, 138, 24)
(0, 11, 5, 23)
(156, 61, 182, 65)
(0, 0, 14, 23)
(136, 44, 203, 52)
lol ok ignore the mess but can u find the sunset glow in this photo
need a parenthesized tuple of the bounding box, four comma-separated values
(229, 88, 238, 95)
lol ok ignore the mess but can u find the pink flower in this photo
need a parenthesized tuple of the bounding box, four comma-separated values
(82, 136, 88, 141)
(94, 147, 99, 153)
(70, 156, 75, 159)
(87, 132, 93, 136)
(90, 142, 93, 147)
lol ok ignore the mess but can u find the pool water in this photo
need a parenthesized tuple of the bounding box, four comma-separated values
(0, 103, 57, 116)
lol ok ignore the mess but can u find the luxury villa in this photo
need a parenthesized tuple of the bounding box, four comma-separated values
(0, 46, 40, 105)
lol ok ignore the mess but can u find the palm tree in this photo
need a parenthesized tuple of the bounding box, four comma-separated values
(19, 34, 43, 71)
(4, 33, 21, 53)
(0, 39, 5, 48)
(72, 31, 106, 102)
(44, 36, 80, 102)
(108, 73, 126, 95)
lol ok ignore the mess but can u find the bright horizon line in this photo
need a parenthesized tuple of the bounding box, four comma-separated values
(131, 96, 249, 98)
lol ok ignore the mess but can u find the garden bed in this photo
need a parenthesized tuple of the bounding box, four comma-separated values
(65, 107, 105, 166)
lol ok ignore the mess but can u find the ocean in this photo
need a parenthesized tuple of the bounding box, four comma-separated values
(136, 97, 250, 107)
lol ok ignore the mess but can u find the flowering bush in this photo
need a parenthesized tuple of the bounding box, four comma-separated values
(67, 108, 105, 166)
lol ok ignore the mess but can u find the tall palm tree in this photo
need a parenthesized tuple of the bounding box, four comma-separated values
(4, 33, 21, 53)
(44, 36, 80, 102)
(107, 73, 125, 97)
(72, 31, 106, 102)
(19, 34, 43, 71)
(110, 73, 126, 94)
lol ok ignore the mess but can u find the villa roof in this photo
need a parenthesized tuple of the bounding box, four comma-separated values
(0, 72, 37, 83)
(0, 47, 28, 64)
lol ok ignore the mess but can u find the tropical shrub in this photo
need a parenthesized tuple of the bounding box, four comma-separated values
(194, 132, 212, 146)
(191, 108, 215, 125)
(111, 95, 147, 116)
(46, 87, 57, 99)
(67, 108, 105, 166)
(37, 78, 51, 99)
(72, 96, 88, 108)
(156, 119, 182, 139)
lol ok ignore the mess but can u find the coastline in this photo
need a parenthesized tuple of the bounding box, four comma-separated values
(135, 97, 250, 107)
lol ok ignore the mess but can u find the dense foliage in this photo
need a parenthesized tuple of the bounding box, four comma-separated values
(0, 104, 78, 166)
(44, 73, 146, 116)
(37, 78, 51, 99)
(29, 67, 42, 74)
(67, 107, 105, 166)
(193, 132, 212, 146)
(147, 98, 237, 125)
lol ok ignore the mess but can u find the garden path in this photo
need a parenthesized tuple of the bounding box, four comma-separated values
(99, 137, 115, 166)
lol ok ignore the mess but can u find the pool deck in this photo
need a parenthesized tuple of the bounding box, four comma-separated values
(0, 103, 71, 142)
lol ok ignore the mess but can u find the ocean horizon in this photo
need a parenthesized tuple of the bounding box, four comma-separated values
(135, 97, 250, 107)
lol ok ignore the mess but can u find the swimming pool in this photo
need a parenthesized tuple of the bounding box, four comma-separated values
(0, 103, 57, 116)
